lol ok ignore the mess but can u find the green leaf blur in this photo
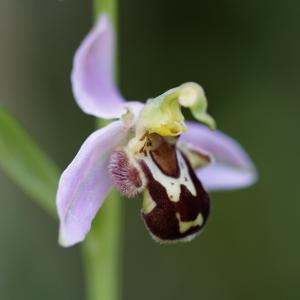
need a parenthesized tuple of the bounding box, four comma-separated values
(0, 108, 58, 218)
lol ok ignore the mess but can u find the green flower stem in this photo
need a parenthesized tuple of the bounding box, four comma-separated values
(82, 189, 122, 300)
(93, 0, 118, 26)
(82, 1, 122, 300)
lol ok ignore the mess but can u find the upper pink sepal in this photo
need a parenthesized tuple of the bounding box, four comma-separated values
(56, 120, 129, 247)
(71, 14, 126, 119)
(182, 121, 257, 191)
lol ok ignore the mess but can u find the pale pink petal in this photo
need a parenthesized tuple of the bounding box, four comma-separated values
(181, 121, 257, 191)
(56, 121, 129, 247)
(71, 14, 126, 118)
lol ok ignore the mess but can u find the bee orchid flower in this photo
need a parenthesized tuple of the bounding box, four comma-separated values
(56, 14, 257, 247)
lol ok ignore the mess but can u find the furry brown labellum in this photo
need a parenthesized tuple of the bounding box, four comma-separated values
(109, 136, 210, 243)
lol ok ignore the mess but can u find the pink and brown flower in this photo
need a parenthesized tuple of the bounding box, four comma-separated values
(56, 15, 257, 247)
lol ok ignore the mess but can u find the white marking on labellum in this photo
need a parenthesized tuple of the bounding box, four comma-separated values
(142, 150, 196, 202)
(176, 212, 204, 234)
(142, 189, 157, 214)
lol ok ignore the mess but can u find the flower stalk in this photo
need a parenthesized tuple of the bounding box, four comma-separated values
(93, 0, 118, 25)
(82, 189, 122, 300)
(82, 1, 122, 300)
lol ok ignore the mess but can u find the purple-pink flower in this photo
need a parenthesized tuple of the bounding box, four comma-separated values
(56, 14, 257, 247)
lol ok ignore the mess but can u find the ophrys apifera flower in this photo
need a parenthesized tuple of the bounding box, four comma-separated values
(56, 14, 257, 247)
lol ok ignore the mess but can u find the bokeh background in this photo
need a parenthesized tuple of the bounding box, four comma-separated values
(1, 0, 299, 299)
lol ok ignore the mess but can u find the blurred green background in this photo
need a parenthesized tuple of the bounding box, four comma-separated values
(0, 0, 299, 299)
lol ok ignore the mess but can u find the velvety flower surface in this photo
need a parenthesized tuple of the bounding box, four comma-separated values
(56, 14, 257, 247)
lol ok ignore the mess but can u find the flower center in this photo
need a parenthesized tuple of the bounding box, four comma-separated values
(109, 82, 215, 243)
(127, 82, 215, 157)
